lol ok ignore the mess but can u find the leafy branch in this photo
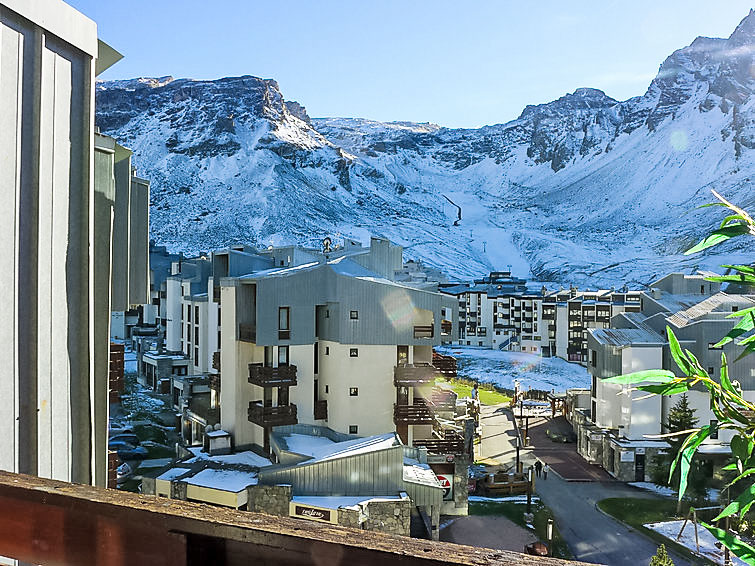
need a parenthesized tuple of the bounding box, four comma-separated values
(606, 190, 755, 564)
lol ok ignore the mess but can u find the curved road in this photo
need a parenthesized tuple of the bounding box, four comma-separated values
(535, 474, 692, 565)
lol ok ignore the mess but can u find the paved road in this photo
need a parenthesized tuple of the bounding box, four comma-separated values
(476, 404, 693, 565)
(535, 460, 691, 565)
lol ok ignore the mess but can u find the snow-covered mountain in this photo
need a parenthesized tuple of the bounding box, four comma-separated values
(95, 12, 755, 287)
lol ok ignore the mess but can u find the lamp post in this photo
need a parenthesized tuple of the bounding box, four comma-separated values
(527, 466, 533, 513)
(546, 518, 554, 557)
(515, 435, 521, 472)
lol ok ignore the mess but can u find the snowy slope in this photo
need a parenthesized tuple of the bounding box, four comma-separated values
(96, 12, 755, 287)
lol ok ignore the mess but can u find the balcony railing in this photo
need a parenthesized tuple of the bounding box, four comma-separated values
(394, 364, 438, 387)
(413, 325, 434, 339)
(432, 351, 457, 378)
(248, 401, 298, 427)
(209, 373, 221, 392)
(393, 400, 433, 425)
(239, 323, 256, 343)
(248, 363, 298, 387)
(212, 351, 221, 371)
(413, 432, 466, 455)
(314, 399, 328, 421)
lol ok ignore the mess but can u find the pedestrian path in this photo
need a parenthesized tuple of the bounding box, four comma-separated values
(477, 404, 534, 469)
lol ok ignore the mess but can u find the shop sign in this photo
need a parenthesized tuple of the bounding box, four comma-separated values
(290, 503, 336, 524)
(437, 474, 454, 501)
(620, 451, 635, 462)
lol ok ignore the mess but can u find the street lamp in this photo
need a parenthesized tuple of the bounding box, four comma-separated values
(546, 518, 554, 557)
(516, 435, 521, 472)
(527, 466, 533, 513)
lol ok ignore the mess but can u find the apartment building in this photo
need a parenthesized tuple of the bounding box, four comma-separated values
(575, 273, 755, 481)
(0, 0, 136, 486)
(218, 243, 458, 455)
(442, 272, 642, 364)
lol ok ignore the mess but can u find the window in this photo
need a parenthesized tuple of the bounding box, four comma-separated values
(279, 307, 290, 339)
(279, 307, 290, 329)
(278, 346, 289, 366)
(217, 308, 221, 326)
(194, 347, 199, 366)
(325, 385, 329, 394)
(349, 425, 358, 434)
(701, 285, 705, 294)
(314, 343, 319, 374)
(195, 327, 199, 346)
(710, 420, 719, 440)
(195, 306, 199, 324)
(733, 306, 739, 312)
(349, 348, 358, 357)
(180, 305, 184, 321)
(478, 341, 483, 346)
(708, 342, 723, 350)
(218, 330, 221, 346)
(325, 346, 330, 355)
(350, 310, 359, 320)
(349, 387, 359, 396)
(187, 306, 191, 322)
(708, 367, 714, 375)
(325, 310, 330, 318)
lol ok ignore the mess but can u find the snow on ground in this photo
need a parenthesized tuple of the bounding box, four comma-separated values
(436, 346, 590, 392)
(186, 447, 272, 468)
(629, 482, 676, 498)
(283, 434, 337, 456)
(124, 350, 137, 374)
(646, 520, 746, 565)
(469, 495, 541, 503)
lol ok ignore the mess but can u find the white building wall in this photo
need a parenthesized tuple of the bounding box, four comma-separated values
(317, 341, 396, 436)
(165, 278, 182, 351)
(621, 346, 664, 440)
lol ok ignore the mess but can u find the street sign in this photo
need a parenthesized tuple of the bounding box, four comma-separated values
(436, 474, 453, 500)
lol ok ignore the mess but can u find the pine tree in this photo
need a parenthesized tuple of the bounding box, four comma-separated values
(649, 544, 674, 566)
(666, 394, 698, 448)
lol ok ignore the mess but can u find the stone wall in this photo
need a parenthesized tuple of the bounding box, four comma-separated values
(247, 484, 291, 516)
(362, 498, 411, 537)
(452, 456, 469, 514)
(337, 507, 361, 529)
(171, 481, 187, 501)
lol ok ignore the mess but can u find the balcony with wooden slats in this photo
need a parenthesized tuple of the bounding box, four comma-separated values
(432, 351, 457, 378)
(413, 325, 434, 339)
(248, 363, 297, 387)
(248, 402, 297, 427)
(413, 431, 466, 455)
(393, 400, 433, 425)
(394, 364, 438, 387)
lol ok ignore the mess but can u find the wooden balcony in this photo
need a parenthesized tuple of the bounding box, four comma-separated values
(239, 323, 256, 343)
(248, 363, 297, 387)
(413, 432, 466, 455)
(212, 351, 221, 371)
(441, 320, 452, 335)
(314, 399, 328, 421)
(432, 351, 457, 378)
(393, 400, 433, 425)
(0, 471, 581, 566)
(413, 325, 434, 339)
(248, 401, 298, 427)
(394, 364, 438, 387)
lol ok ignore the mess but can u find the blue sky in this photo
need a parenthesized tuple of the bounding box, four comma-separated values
(69, 1, 754, 128)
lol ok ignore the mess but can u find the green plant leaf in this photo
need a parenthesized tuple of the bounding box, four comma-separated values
(684, 224, 750, 255)
(638, 382, 690, 395)
(700, 522, 755, 565)
(715, 310, 755, 347)
(670, 426, 710, 501)
(721, 264, 755, 276)
(604, 370, 676, 385)
(731, 435, 754, 466)
(720, 352, 734, 393)
(726, 467, 755, 489)
(667, 327, 692, 375)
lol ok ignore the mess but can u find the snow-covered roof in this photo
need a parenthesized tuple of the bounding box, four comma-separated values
(590, 327, 665, 347)
(402, 457, 442, 488)
(667, 293, 755, 328)
(286, 433, 399, 463)
(183, 468, 258, 493)
(157, 467, 191, 481)
(185, 447, 273, 468)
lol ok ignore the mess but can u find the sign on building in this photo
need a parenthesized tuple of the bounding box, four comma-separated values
(620, 451, 635, 462)
(436, 474, 454, 501)
(289, 503, 338, 524)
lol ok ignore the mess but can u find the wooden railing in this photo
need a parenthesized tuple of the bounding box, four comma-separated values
(212, 351, 220, 371)
(393, 400, 433, 425)
(0, 471, 579, 566)
(413, 431, 466, 455)
(441, 320, 452, 336)
(209, 373, 221, 392)
(248, 402, 298, 427)
(248, 363, 298, 387)
(314, 399, 328, 421)
(432, 351, 457, 378)
(394, 364, 438, 387)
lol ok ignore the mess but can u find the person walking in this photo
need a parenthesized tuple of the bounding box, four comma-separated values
(535, 460, 542, 478)
(543, 463, 549, 480)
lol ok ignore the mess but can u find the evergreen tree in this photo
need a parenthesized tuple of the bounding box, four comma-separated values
(649, 544, 674, 566)
(665, 394, 698, 448)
